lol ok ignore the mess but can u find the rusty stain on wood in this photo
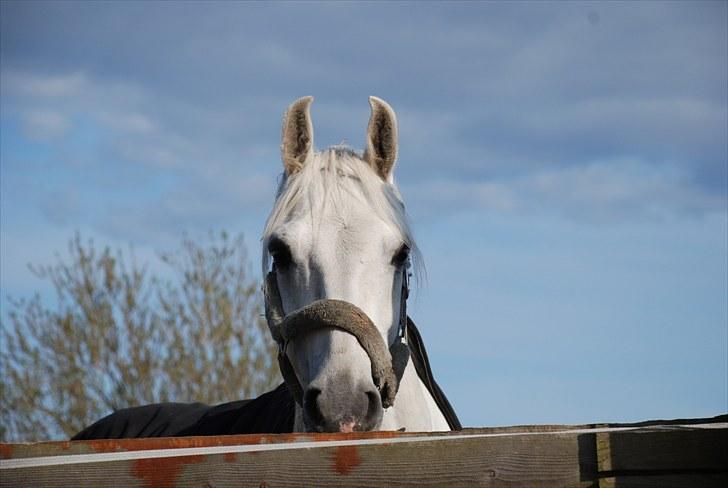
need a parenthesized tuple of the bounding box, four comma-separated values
(331, 445, 361, 475)
(132, 454, 205, 488)
(0, 444, 11, 460)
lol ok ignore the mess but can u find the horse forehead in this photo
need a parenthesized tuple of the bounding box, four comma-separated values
(318, 208, 399, 253)
(280, 194, 397, 245)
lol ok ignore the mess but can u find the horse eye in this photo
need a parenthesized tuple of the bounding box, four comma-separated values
(391, 244, 410, 267)
(268, 237, 292, 269)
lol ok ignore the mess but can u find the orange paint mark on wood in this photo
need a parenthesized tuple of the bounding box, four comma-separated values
(331, 445, 361, 475)
(132, 455, 204, 488)
(223, 452, 236, 463)
(0, 444, 12, 459)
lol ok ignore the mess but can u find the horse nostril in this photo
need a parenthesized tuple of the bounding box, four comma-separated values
(303, 388, 324, 428)
(363, 389, 383, 430)
(366, 390, 379, 410)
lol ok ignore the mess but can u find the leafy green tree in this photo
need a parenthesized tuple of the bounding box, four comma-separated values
(0, 232, 279, 441)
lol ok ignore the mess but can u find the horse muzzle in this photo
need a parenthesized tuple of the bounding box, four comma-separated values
(264, 272, 409, 431)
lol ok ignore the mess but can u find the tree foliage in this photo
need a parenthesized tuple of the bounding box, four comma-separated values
(0, 232, 279, 441)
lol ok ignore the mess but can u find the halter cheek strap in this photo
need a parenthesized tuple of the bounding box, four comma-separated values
(263, 268, 411, 409)
(390, 266, 410, 392)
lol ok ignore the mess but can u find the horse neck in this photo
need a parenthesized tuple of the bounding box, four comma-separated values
(385, 360, 451, 432)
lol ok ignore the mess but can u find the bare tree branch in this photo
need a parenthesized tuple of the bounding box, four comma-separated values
(0, 231, 279, 441)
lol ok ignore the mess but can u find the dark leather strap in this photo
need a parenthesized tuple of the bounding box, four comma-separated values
(405, 317, 462, 430)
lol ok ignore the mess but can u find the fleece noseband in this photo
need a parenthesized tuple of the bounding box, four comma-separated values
(263, 269, 411, 409)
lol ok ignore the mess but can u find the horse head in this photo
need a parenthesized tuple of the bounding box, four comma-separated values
(262, 96, 417, 432)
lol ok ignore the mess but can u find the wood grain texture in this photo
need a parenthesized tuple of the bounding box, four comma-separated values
(2, 416, 726, 488)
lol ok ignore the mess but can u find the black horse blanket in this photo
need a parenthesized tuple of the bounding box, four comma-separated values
(73, 319, 460, 439)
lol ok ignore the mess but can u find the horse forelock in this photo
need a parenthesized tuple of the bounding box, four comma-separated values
(261, 147, 423, 284)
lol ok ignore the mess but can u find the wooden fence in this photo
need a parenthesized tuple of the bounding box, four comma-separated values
(1, 415, 725, 487)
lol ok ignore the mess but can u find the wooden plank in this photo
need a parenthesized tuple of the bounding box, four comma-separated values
(594, 426, 728, 488)
(2, 431, 589, 487)
(1, 418, 725, 488)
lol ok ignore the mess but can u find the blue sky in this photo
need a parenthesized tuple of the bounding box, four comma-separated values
(1, 1, 726, 427)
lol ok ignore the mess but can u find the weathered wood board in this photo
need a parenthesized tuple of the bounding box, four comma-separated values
(1, 416, 725, 487)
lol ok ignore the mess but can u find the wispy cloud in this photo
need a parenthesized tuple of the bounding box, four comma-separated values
(2, 71, 87, 98)
(21, 109, 71, 140)
(405, 157, 722, 222)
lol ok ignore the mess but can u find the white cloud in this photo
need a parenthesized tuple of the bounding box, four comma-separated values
(405, 158, 724, 222)
(516, 96, 726, 149)
(97, 111, 157, 135)
(21, 110, 71, 140)
(3, 71, 88, 98)
(525, 158, 720, 220)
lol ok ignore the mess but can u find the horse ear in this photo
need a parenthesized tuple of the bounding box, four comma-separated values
(281, 96, 314, 175)
(364, 96, 398, 181)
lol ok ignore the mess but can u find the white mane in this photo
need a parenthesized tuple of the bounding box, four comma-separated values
(261, 147, 422, 281)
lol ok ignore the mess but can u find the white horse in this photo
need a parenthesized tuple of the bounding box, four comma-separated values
(262, 96, 451, 433)
(73, 96, 458, 440)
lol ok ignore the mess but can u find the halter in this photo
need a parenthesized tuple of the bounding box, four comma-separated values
(263, 265, 411, 409)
